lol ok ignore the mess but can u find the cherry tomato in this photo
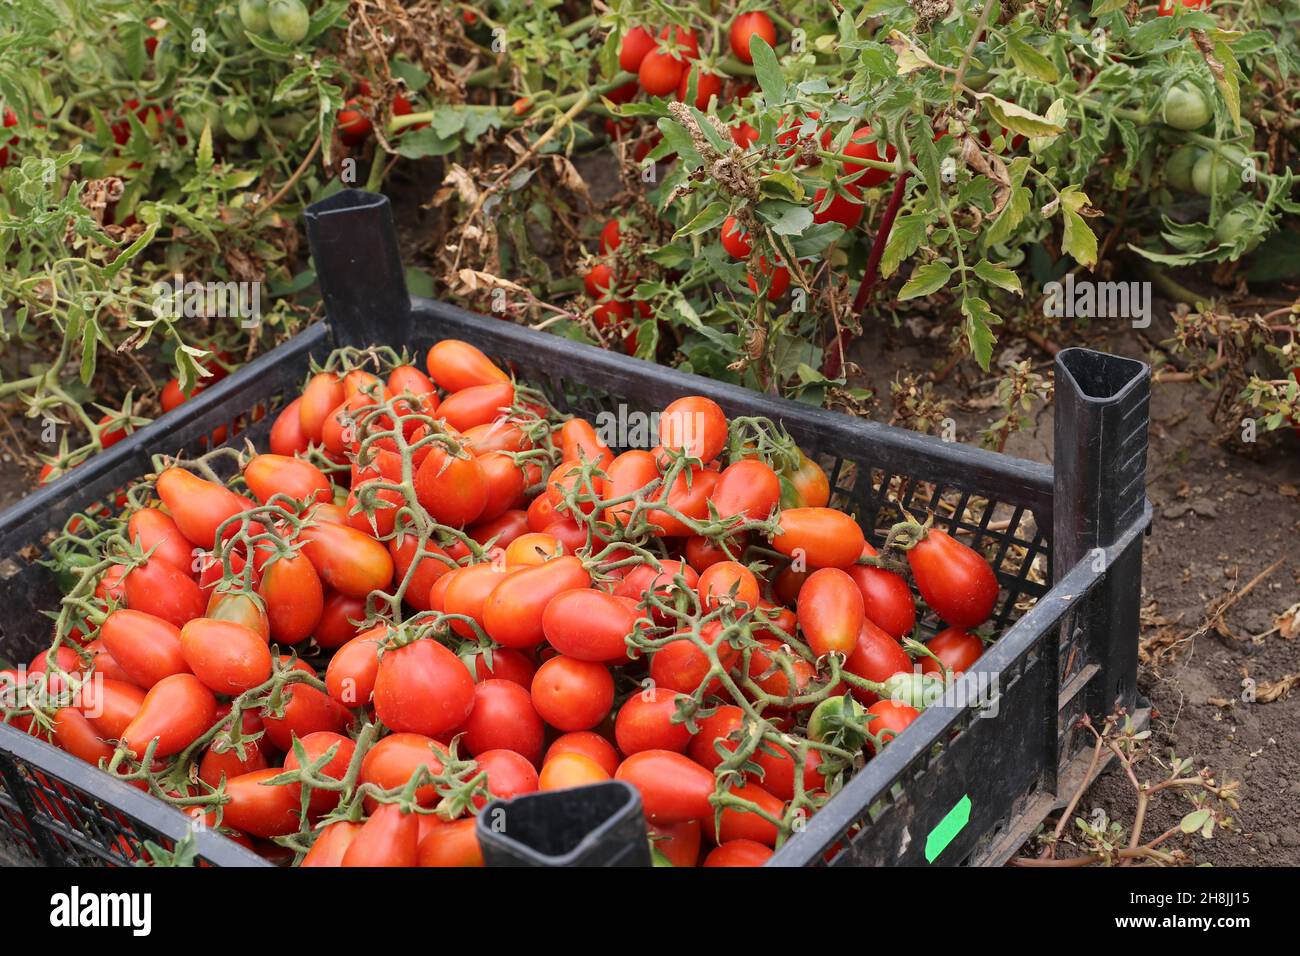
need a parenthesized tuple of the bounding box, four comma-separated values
(504, 532, 562, 568)
(179, 618, 273, 694)
(649, 819, 702, 867)
(441, 563, 513, 637)
(619, 25, 657, 72)
(560, 418, 614, 467)
(864, 699, 919, 753)
(542, 588, 641, 662)
(475, 748, 539, 802)
(705, 839, 773, 867)
(848, 543, 916, 639)
(842, 126, 897, 189)
(746, 256, 790, 300)
(128, 509, 195, 576)
(720, 216, 753, 259)
(797, 568, 865, 656)
(603, 450, 660, 528)
(813, 183, 864, 229)
(615, 688, 692, 755)
(906, 528, 998, 628)
(772, 507, 865, 569)
(359, 733, 447, 808)
(418, 817, 483, 867)
(475, 452, 526, 524)
(341, 803, 419, 867)
(425, 340, 509, 392)
(282, 731, 356, 816)
(544, 731, 620, 777)
(639, 50, 685, 97)
(729, 11, 777, 64)
(78, 678, 145, 741)
(677, 67, 722, 109)
(751, 745, 824, 801)
(659, 396, 727, 463)
(920, 626, 984, 674)
(463, 421, 528, 455)
(460, 679, 545, 764)
(198, 714, 268, 787)
(615, 750, 715, 824)
(120, 673, 217, 759)
(530, 655, 614, 731)
(53, 707, 114, 765)
(373, 639, 476, 737)
(844, 619, 913, 705)
(464, 646, 537, 689)
(299, 520, 394, 598)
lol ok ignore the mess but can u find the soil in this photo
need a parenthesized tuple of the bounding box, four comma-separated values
(844, 313, 1300, 866)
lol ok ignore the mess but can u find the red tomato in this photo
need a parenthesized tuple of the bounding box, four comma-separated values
(638, 50, 684, 96)
(337, 98, 372, 146)
(844, 619, 913, 705)
(781, 452, 830, 508)
(746, 256, 790, 299)
(684, 533, 747, 573)
(602, 450, 660, 528)
(413, 446, 488, 527)
(751, 746, 824, 801)
(729, 11, 777, 64)
(848, 543, 916, 639)
(316, 590, 368, 650)
(712, 459, 780, 522)
(441, 563, 512, 637)
(418, 817, 484, 867)
(731, 121, 759, 149)
(437, 382, 515, 432)
(258, 551, 324, 645)
(659, 24, 699, 59)
(539, 752, 610, 790)
(425, 340, 509, 392)
(460, 679, 545, 764)
(503, 532, 562, 569)
(705, 839, 773, 867)
(560, 418, 614, 467)
(260, 657, 349, 752)
(475, 452, 527, 524)
(468, 509, 531, 550)
(127, 509, 195, 575)
(123, 556, 206, 628)
(545, 731, 620, 777)
(99, 609, 189, 689)
(864, 699, 919, 753)
(299, 520, 394, 598)
(703, 780, 783, 846)
(619, 25, 657, 72)
(463, 421, 528, 455)
(677, 67, 722, 109)
(747, 639, 816, 701)
(301, 820, 361, 867)
(842, 126, 897, 188)
(482, 556, 591, 649)
(387, 533, 451, 613)
(198, 713, 268, 787)
(530, 656, 614, 731)
(813, 184, 864, 229)
(269, 399, 312, 457)
(359, 733, 447, 808)
(646, 466, 718, 537)
(374, 639, 476, 736)
(615, 750, 715, 824)
(244, 454, 332, 506)
(614, 560, 699, 625)
(342, 803, 419, 867)
(772, 507, 865, 569)
(78, 678, 145, 741)
(475, 748, 539, 802)
(615, 688, 692, 755)
(1158, 0, 1210, 13)
(53, 707, 114, 765)
(179, 619, 273, 694)
(221, 768, 300, 838)
(155, 467, 255, 550)
(542, 588, 640, 662)
(282, 731, 356, 816)
(720, 216, 753, 259)
(658, 395, 727, 463)
(299, 373, 345, 443)
(325, 626, 385, 709)
(649, 819, 702, 867)
(650, 621, 734, 696)
(920, 626, 984, 674)
(687, 704, 744, 770)
(598, 219, 622, 254)
(120, 673, 217, 759)
(698, 560, 760, 611)
(797, 568, 866, 656)
(906, 528, 999, 628)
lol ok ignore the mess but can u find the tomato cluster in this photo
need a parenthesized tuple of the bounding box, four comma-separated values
(7, 339, 1003, 867)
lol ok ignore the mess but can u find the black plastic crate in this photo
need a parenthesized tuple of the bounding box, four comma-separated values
(0, 190, 1151, 867)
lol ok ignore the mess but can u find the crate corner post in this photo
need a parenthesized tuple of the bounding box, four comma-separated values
(304, 189, 411, 349)
(1052, 347, 1152, 722)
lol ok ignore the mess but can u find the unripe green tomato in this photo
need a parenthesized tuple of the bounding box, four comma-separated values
(1192, 145, 1244, 197)
(808, 694, 866, 750)
(1162, 81, 1212, 131)
(222, 100, 260, 141)
(267, 0, 310, 43)
(1165, 144, 1205, 193)
(1215, 204, 1262, 253)
(879, 671, 945, 709)
(239, 0, 270, 33)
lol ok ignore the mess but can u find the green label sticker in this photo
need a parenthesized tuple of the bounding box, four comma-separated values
(925, 795, 971, 863)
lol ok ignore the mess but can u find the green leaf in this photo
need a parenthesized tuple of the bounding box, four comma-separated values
(394, 128, 459, 159)
(973, 259, 1023, 295)
(961, 296, 1001, 370)
(1007, 35, 1058, 84)
(390, 59, 431, 94)
(976, 94, 1066, 139)
(1180, 809, 1212, 834)
(898, 261, 952, 300)
(986, 185, 1031, 246)
(675, 201, 730, 238)
(1062, 207, 1098, 268)
(880, 212, 930, 278)
(756, 200, 815, 237)
(750, 35, 786, 104)
(1210, 36, 1244, 134)
(196, 123, 214, 177)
